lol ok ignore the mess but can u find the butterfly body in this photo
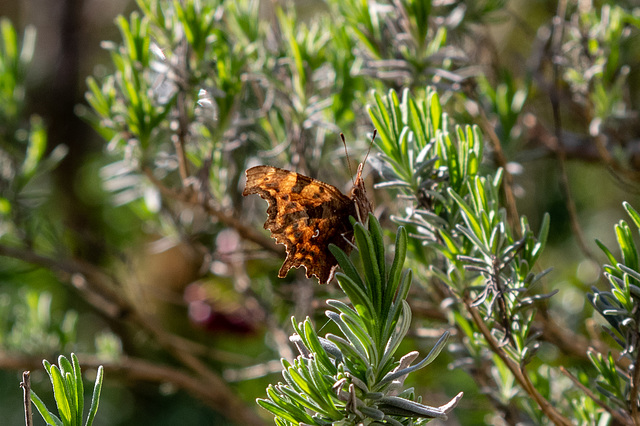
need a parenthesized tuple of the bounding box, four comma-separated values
(243, 164, 372, 284)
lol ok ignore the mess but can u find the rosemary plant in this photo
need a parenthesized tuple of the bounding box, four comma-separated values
(30, 353, 104, 426)
(257, 214, 463, 425)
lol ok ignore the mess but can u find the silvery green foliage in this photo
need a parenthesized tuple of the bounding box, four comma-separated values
(258, 215, 463, 425)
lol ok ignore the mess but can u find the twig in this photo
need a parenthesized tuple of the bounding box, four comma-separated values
(0, 244, 193, 361)
(173, 37, 191, 184)
(174, 90, 191, 183)
(464, 299, 573, 426)
(559, 366, 632, 425)
(631, 347, 640, 424)
(0, 244, 128, 315)
(142, 167, 281, 254)
(20, 371, 32, 426)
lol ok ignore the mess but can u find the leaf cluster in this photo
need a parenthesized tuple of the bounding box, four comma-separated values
(30, 353, 103, 426)
(258, 215, 462, 425)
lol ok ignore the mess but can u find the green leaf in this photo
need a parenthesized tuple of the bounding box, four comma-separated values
(380, 270, 412, 353)
(286, 365, 327, 407)
(456, 225, 492, 258)
(31, 390, 64, 426)
(1, 18, 18, 65)
(354, 222, 382, 314)
(335, 272, 376, 326)
(326, 311, 371, 363)
(327, 299, 374, 340)
(21, 115, 47, 178)
(596, 239, 618, 267)
(71, 354, 84, 426)
(329, 243, 364, 290)
(49, 365, 72, 425)
(385, 226, 407, 308)
(371, 92, 394, 151)
(342, 311, 379, 365)
(0, 197, 11, 215)
(429, 89, 442, 133)
(448, 188, 483, 239)
(616, 222, 638, 271)
(85, 365, 103, 426)
(381, 331, 450, 385)
(257, 395, 310, 424)
(531, 213, 550, 263)
(369, 213, 386, 283)
(380, 301, 412, 367)
(306, 358, 339, 413)
(624, 202, 640, 230)
(326, 334, 369, 370)
(302, 319, 337, 375)
(58, 355, 73, 380)
(275, 381, 329, 417)
(64, 372, 78, 426)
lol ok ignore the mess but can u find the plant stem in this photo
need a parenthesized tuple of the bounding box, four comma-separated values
(631, 347, 640, 424)
(20, 371, 32, 426)
(465, 299, 572, 426)
(559, 366, 632, 425)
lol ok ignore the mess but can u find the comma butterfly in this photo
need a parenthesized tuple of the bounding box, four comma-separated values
(243, 133, 374, 284)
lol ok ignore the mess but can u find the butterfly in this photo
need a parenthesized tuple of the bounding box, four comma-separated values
(243, 132, 375, 284)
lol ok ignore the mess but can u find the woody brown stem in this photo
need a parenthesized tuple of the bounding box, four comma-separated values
(560, 366, 632, 425)
(464, 299, 573, 426)
(21, 371, 32, 426)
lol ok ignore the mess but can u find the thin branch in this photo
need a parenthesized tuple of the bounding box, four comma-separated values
(631, 347, 640, 424)
(559, 366, 632, 426)
(143, 168, 281, 255)
(0, 244, 128, 315)
(0, 244, 212, 359)
(173, 37, 191, 183)
(174, 90, 191, 183)
(464, 299, 573, 426)
(20, 371, 32, 426)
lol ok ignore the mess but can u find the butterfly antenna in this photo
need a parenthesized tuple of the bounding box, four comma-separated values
(361, 129, 377, 168)
(340, 133, 355, 185)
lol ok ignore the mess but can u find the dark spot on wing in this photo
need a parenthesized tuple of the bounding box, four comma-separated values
(292, 175, 306, 194)
(306, 205, 325, 219)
